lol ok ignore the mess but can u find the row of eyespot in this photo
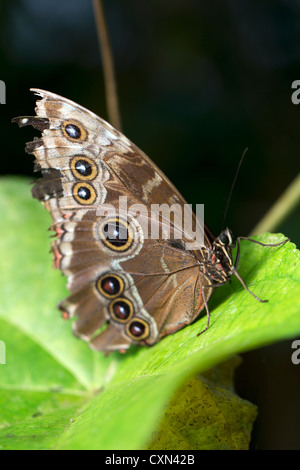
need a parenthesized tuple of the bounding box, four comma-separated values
(62, 121, 99, 205)
(97, 273, 149, 341)
(61, 122, 148, 340)
(71, 155, 98, 206)
(61, 122, 135, 253)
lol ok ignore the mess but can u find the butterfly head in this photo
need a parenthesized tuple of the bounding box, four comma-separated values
(215, 227, 235, 250)
(205, 228, 236, 282)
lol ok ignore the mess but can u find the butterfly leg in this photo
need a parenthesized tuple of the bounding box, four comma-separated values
(234, 236, 289, 269)
(233, 235, 289, 303)
(197, 286, 211, 336)
(231, 267, 268, 303)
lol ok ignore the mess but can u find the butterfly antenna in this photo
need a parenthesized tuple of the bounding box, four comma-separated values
(221, 147, 248, 231)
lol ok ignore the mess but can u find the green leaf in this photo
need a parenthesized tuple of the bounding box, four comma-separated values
(0, 176, 299, 450)
(147, 358, 257, 450)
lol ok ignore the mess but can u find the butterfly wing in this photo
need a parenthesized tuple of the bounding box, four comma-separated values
(13, 89, 213, 351)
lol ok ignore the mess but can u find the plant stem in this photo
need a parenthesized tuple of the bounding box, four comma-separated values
(92, 0, 122, 131)
(249, 173, 300, 236)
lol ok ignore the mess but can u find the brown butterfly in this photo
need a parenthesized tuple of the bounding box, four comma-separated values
(13, 89, 288, 352)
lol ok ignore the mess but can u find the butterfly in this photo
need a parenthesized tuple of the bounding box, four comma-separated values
(13, 89, 288, 352)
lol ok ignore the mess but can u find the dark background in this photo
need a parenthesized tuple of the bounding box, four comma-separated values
(0, 0, 299, 449)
